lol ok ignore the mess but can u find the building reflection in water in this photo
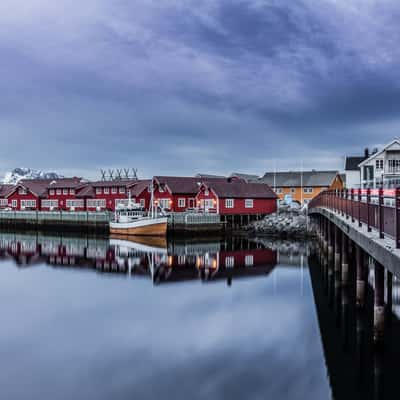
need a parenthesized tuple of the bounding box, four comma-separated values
(0, 231, 314, 286)
(309, 247, 400, 400)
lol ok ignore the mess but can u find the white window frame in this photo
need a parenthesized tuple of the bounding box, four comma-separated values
(225, 199, 234, 209)
(140, 198, 145, 208)
(69, 189, 75, 195)
(118, 187, 125, 194)
(376, 159, 384, 170)
(66, 199, 84, 209)
(11, 200, 17, 208)
(49, 189, 55, 195)
(56, 189, 62, 195)
(290, 188, 296, 194)
(159, 198, 170, 209)
(104, 187, 110, 194)
(87, 199, 106, 209)
(275, 188, 282, 194)
(18, 187, 27, 195)
(96, 188, 102, 195)
(245, 199, 253, 208)
(111, 187, 117, 194)
(303, 187, 313, 194)
(178, 198, 186, 208)
(41, 199, 59, 208)
(62, 188, 68, 195)
(21, 199, 36, 208)
(225, 256, 234, 268)
(0, 199, 8, 206)
(245, 255, 254, 266)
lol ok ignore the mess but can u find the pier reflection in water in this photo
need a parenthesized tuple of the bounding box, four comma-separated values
(310, 247, 400, 400)
(0, 231, 331, 400)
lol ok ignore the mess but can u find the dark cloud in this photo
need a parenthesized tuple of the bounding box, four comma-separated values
(0, 0, 399, 178)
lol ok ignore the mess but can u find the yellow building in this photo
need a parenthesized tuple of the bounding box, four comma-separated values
(259, 170, 344, 205)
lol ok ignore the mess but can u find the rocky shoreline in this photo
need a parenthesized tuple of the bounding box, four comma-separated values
(245, 207, 316, 239)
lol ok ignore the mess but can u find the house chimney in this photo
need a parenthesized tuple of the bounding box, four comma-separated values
(364, 147, 369, 158)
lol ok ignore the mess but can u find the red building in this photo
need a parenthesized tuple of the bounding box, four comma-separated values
(0, 184, 15, 209)
(76, 179, 150, 211)
(196, 180, 277, 215)
(43, 178, 86, 211)
(153, 176, 239, 213)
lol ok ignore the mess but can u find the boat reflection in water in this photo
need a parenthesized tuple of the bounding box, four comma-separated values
(0, 231, 299, 285)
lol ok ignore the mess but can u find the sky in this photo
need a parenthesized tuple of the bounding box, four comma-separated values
(1, 0, 400, 180)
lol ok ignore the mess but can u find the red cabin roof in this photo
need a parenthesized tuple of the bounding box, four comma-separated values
(202, 181, 277, 199)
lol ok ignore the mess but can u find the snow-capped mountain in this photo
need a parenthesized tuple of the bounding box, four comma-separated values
(2, 168, 64, 184)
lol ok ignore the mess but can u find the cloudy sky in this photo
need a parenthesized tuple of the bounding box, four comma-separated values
(1, 0, 400, 179)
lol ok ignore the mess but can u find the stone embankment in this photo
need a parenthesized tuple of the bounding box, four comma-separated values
(246, 206, 316, 239)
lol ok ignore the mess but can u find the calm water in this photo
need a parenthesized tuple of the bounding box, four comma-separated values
(0, 231, 399, 399)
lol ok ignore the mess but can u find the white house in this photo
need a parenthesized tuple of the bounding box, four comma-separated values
(344, 152, 368, 188)
(359, 139, 400, 188)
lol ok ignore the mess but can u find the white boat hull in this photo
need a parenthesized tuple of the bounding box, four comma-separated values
(110, 217, 168, 236)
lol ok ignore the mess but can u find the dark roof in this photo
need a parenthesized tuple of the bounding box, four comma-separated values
(18, 179, 53, 197)
(345, 156, 366, 171)
(76, 185, 94, 198)
(260, 170, 339, 188)
(90, 179, 138, 188)
(48, 178, 84, 189)
(129, 180, 151, 196)
(0, 184, 15, 197)
(229, 172, 260, 182)
(154, 176, 229, 195)
(195, 173, 226, 178)
(206, 181, 277, 199)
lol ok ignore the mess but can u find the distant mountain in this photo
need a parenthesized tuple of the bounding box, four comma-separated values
(2, 168, 64, 184)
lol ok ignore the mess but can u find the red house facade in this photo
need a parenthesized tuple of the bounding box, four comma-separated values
(196, 181, 277, 215)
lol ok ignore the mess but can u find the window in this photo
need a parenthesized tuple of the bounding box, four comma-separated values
(69, 189, 75, 195)
(225, 199, 234, 208)
(388, 159, 400, 173)
(376, 159, 384, 170)
(119, 187, 125, 194)
(225, 256, 234, 268)
(41, 200, 59, 208)
(275, 188, 282, 194)
(140, 198, 145, 208)
(178, 198, 186, 208)
(87, 199, 106, 209)
(303, 187, 313, 194)
(62, 188, 68, 195)
(290, 188, 296, 194)
(11, 200, 17, 208)
(0, 199, 8, 206)
(245, 255, 254, 266)
(111, 187, 117, 194)
(159, 198, 170, 209)
(18, 187, 27, 195)
(96, 188, 102, 195)
(49, 189, 55, 195)
(115, 199, 129, 208)
(66, 199, 84, 208)
(245, 199, 253, 208)
(56, 189, 61, 195)
(21, 200, 36, 208)
(104, 187, 110, 194)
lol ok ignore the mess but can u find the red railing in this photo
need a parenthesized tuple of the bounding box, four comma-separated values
(309, 188, 400, 249)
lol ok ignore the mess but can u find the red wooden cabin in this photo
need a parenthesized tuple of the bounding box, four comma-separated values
(196, 180, 277, 215)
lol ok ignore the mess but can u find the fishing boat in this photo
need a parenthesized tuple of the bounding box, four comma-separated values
(109, 186, 168, 236)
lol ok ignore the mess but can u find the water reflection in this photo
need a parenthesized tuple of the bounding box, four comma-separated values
(309, 248, 400, 400)
(0, 231, 315, 285)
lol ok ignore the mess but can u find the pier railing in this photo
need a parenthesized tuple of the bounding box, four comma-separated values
(309, 188, 400, 248)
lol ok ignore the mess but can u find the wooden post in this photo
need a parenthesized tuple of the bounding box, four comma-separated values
(378, 188, 384, 239)
(351, 189, 355, 223)
(358, 189, 362, 228)
(367, 188, 371, 232)
(396, 188, 400, 249)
